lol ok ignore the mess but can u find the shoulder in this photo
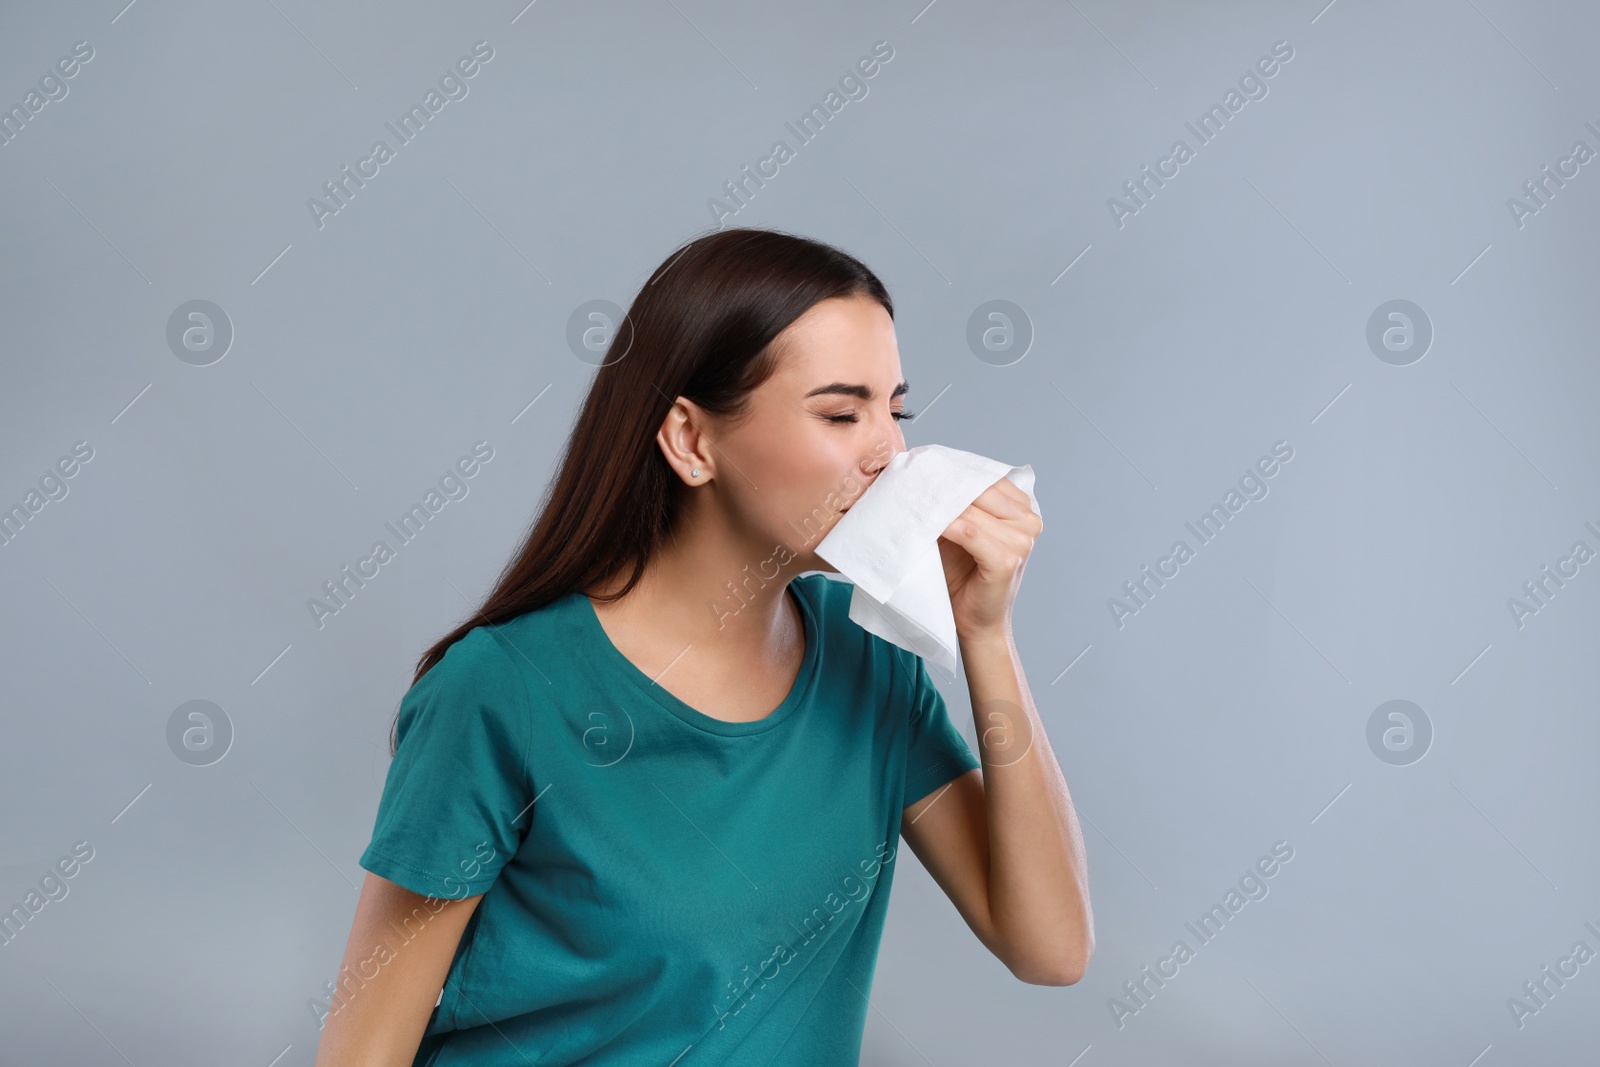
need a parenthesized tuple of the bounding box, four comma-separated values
(424, 592, 584, 693)
(398, 622, 535, 742)
(789, 571, 851, 619)
(419, 623, 522, 690)
(790, 571, 865, 654)
(406, 593, 599, 721)
(789, 572, 923, 702)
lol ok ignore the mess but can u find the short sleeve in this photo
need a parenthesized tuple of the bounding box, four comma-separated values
(902, 653, 982, 810)
(359, 626, 533, 900)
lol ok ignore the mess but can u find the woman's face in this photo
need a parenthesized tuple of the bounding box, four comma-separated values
(690, 293, 912, 571)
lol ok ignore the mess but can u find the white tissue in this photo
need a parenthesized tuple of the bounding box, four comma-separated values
(813, 443, 1039, 675)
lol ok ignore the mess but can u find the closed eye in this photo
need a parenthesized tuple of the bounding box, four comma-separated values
(825, 411, 915, 423)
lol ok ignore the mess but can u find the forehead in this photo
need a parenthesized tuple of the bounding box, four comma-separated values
(767, 295, 900, 388)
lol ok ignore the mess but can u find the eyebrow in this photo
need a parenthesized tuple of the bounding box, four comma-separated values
(803, 380, 910, 401)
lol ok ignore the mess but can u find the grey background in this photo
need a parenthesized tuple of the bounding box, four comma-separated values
(3, 0, 1597, 1063)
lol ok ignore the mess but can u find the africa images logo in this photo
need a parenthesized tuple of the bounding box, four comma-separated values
(306, 42, 495, 230)
(708, 840, 896, 1035)
(1107, 40, 1295, 229)
(1108, 840, 1294, 1028)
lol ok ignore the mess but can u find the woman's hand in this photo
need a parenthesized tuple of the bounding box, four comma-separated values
(936, 477, 1042, 642)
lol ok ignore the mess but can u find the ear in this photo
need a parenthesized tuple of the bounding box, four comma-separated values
(656, 395, 714, 484)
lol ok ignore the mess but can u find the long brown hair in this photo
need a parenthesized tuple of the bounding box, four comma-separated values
(391, 227, 894, 753)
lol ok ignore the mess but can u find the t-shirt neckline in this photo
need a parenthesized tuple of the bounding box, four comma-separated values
(572, 577, 822, 737)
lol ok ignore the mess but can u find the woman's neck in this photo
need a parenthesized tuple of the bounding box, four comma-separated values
(585, 515, 806, 678)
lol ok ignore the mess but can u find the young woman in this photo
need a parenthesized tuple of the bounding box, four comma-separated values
(313, 228, 1093, 1066)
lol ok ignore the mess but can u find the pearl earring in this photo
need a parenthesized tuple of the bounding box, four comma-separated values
(691, 468, 701, 478)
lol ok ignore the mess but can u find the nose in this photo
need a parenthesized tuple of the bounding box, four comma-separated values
(853, 449, 890, 496)
(862, 436, 902, 477)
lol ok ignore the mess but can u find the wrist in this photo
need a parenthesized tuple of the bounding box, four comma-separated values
(958, 626, 1014, 653)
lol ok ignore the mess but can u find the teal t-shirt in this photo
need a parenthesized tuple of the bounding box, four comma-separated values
(358, 572, 981, 1066)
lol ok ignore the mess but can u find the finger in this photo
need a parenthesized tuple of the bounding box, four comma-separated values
(995, 475, 1030, 504)
(970, 479, 1032, 519)
(946, 502, 1034, 568)
(972, 482, 1044, 544)
(985, 507, 1038, 558)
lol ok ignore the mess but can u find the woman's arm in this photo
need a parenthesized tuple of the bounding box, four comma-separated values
(971, 631, 1093, 983)
(313, 872, 483, 1066)
(900, 633, 1093, 985)
(900, 475, 1093, 985)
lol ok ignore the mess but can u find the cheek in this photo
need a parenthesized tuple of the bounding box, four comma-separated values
(774, 450, 856, 531)
(772, 455, 846, 521)
(727, 417, 859, 533)
(760, 420, 845, 478)
(795, 438, 858, 504)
